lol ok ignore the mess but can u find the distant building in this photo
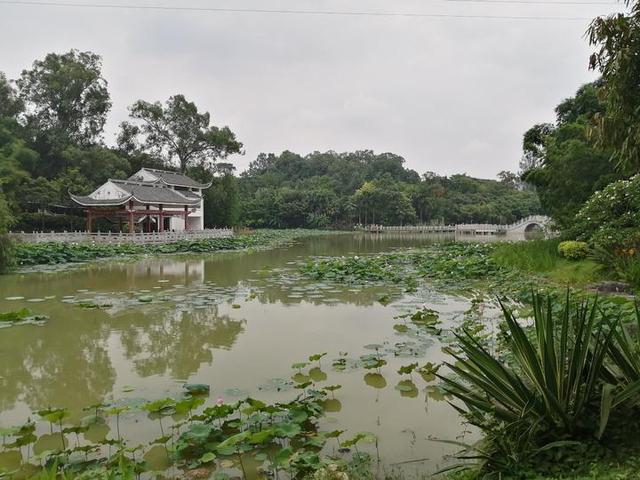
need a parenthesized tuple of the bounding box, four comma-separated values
(70, 168, 211, 232)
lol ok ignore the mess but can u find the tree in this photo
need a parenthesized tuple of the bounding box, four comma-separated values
(204, 174, 240, 227)
(61, 145, 130, 187)
(588, 1, 640, 174)
(0, 191, 13, 273)
(520, 123, 554, 173)
(497, 171, 519, 188)
(0, 72, 22, 119)
(0, 192, 13, 232)
(521, 83, 621, 228)
(123, 94, 242, 173)
(16, 50, 111, 147)
(0, 119, 38, 212)
(238, 150, 540, 228)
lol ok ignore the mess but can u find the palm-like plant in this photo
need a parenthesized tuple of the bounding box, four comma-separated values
(442, 293, 617, 448)
(604, 303, 640, 409)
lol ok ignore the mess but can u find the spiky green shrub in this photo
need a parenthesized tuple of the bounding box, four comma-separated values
(604, 304, 640, 409)
(440, 293, 620, 474)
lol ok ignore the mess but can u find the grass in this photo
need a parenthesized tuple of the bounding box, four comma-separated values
(492, 239, 562, 273)
(492, 239, 605, 287)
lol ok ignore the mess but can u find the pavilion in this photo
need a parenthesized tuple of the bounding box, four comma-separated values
(69, 168, 211, 233)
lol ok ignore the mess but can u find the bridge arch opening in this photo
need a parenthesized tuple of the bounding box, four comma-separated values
(524, 223, 544, 232)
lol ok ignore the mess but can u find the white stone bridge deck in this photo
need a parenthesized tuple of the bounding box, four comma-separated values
(362, 215, 551, 235)
(9, 228, 234, 245)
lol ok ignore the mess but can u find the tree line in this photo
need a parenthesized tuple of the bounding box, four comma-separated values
(0, 49, 540, 233)
(239, 151, 540, 228)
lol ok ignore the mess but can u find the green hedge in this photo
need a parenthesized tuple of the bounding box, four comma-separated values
(557, 241, 589, 260)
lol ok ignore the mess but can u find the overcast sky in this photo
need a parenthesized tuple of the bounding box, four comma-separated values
(0, 0, 625, 178)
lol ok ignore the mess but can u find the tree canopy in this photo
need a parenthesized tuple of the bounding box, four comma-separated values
(16, 50, 111, 150)
(520, 82, 621, 229)
(122, 94, 243, 173)
(588, 0, 640, 174)
(238, 150, 541, 228)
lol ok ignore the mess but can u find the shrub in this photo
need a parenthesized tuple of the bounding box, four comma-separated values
(557, 240, 589, 260)
(572, 175, 640, 252)
(440, 292, 640, 476)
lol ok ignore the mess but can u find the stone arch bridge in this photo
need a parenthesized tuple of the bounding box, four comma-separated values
(363, 215, 551, 235)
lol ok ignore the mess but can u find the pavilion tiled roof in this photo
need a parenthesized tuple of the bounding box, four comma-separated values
(70, 179, 202, 207)
(130, 168, 212, 189)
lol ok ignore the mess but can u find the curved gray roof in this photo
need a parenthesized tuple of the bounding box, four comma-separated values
(131, 168, 212, 189)
(70, 179, 202, 207)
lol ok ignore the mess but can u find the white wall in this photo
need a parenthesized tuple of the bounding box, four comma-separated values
(132, 169, 159, 182)
(91, 181, 129, 200)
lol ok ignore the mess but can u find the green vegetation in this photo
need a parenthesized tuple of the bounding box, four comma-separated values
(493, 240, 604, 287)
(517, 1, 640, 293)
(557, 240, 589, 260)
(300, 243, 505, 297)
(0, 308, 47, 327)
(442, 292, 640, 479)
(238, 152, 540, 228)
(0, 380, 374, 480)
(588, 0, 640, 175)
(11, 230, 336, 268)
(300, 240, 609, 296)
(520, 83, 621, 230)
(493, 239, 562, 273)
(572, 175, 640, 253)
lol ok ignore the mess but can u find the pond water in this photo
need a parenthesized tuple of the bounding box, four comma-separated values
(0, 233, 517, 478)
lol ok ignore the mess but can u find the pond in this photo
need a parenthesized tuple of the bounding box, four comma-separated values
(0, 233, 521, 478)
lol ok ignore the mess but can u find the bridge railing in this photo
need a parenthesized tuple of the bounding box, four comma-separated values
(9, 228, 234, 245)
(359, 215, 550, 234)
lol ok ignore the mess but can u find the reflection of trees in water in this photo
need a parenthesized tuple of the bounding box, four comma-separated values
(117, 306, 245, 380)
(0, 317, 116, 419)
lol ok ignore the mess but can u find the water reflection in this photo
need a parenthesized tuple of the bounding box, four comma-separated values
(0, 316, 115, 417)
(117, 308, 245, 380)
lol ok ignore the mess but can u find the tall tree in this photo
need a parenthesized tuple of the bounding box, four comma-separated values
(0, 72, 23, 120)
(521, 83, 621, 228)
(16, 50, 111, 148)
(123, 94, 242, 173)
(588, 1, 640, 173)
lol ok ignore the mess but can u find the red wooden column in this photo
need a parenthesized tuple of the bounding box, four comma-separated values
(86, 209, 93, 232)
(184, 205, 189, 231)
(128, 200, 134, 234)
(159, 204, 164, 233)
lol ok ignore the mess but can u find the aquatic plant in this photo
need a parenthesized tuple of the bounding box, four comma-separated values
(0, 308, 48, 328)
(10, 229, 342, 269)
(0, 370, 374, 479)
